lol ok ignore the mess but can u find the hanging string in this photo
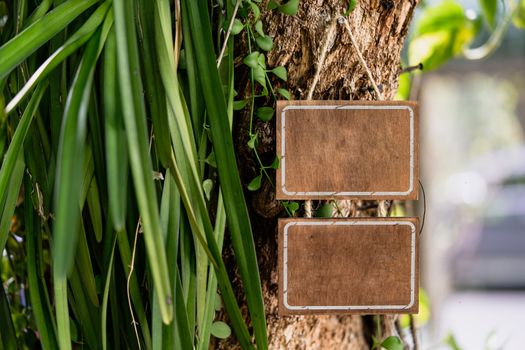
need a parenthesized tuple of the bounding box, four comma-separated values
(418, 179, 426, 235)
(304, 17, 339, 218)
(339, 17, 384, 101)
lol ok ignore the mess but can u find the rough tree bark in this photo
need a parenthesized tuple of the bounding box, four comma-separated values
(214, 0, 419, 349)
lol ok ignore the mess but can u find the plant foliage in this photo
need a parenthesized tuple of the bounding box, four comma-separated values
(0, 0, 275, 348)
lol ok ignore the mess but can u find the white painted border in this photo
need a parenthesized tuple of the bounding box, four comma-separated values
(283, 220, 416, 311)
(280, 105, 415, 197)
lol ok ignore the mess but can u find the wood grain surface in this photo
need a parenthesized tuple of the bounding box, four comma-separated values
(278, 217, 419, 315)
(276, 100, 419, 200)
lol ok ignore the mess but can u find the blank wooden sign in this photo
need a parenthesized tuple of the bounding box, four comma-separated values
(276, 101, 419, 200)
(279, 218, 419, 315)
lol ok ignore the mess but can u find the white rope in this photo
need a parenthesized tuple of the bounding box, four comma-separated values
(339, 17, 384, 101)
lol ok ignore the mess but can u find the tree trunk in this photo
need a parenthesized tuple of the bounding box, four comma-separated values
(216, 0, 419, 349)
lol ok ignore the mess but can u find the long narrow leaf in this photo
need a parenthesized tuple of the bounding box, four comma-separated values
(52, 28, 104, 350)
(113, 0, 173, 324)
(0, 151, 25, 253)
(0, 280, 17, 349)
(25, 176, 58, 350)
(0, 0, 100, 80)
(5, 2, 110, 113)
(0, 82, 47, 237)
(183, 1, 268, 348)
(103, 28, 128, 231)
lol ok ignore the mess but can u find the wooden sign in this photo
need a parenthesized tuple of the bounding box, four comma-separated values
(279, 218, 419, 315)
(276, 101, 419, 200)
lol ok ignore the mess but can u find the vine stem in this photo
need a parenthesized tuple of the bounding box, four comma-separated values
(127, 220, 142, 350)
(217, 0, 241, 66)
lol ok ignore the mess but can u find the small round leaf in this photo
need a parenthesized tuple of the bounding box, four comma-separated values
(243, 52, 260, 68)
(256, 36, 274, 51)
(203, 179, 213, 201)
(248, 174, 262, 191)
(278, 88, 291, 100)
(279, 0, 300, 16)
(256, 106, 274, 122)
(211, 321, 232, 339)
(231, 19, 244, 35)
(271, 66, 287, 81)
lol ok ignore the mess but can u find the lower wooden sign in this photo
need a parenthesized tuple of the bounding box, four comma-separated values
(279, 218, 419, 315)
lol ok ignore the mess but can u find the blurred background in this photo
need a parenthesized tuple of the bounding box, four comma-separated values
(406, 1, 525, 348)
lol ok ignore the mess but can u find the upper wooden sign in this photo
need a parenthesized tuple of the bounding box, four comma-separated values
(279, 217, 419, 315)
(276, 101, 419, 200)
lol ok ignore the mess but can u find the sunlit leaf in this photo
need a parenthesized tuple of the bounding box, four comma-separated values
(513, 0, 525, 29)
(381, 336, 404, 350)
(479, 0, 497, 29)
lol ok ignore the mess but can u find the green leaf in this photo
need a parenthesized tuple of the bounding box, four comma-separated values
(256, 106, 274, 121)
(214, 293, 223, 311)
(114, 0, 173, 324)
(271, 66, 287, 81)
(255, 35, 273, 51)
(182, 1, 268, 348)
(394, 72, 411, 101)
(268, 0, 279, 10)
(413, 1, 467, 37)
(479, 0, 497, 29)
(248, 174, 262, 191)
(409, 1, 477, 71)
(233, 99, 248, 110)
(0, 0, 99, 80)
(6, 2, 111, 113)
(381, 336, 404, 350)
(278, 88, 291, 100)
(231, 18, 244, 35)
(253, 66, 267, 92)
(257, 52, 266, 68)
(249, 2, 261, 20)
(343, 0, 357, 16)
(315, 203, 333, 218)
(205, 151, 217, 167)
(282, 201, 299, 216)
(279, 0, 300, 15)
(243, 51, 260, 68)
(203, 179, 213, 200)
(247, 134, 258, 149)
(255, 20, 264, 36)
(513, 0, 525, 29)
(270, 156, 280, 169)
(211, 321, 232, 339)
(444, 332, 462, 350)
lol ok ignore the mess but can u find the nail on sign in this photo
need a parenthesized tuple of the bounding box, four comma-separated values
(278, 218, 419, 315)
(276, 101, 419, 200)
